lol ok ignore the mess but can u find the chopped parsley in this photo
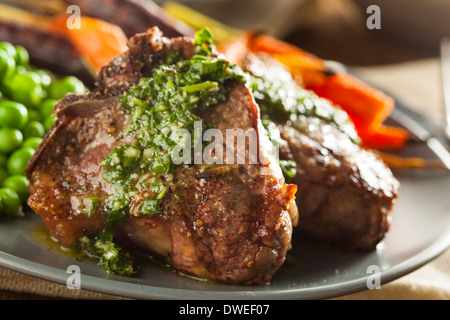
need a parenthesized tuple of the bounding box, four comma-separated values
(82, 28, 247, 275)
(78, 231, 136, 276)
(101, 27, 246, 220)
(79, 28, 359, 276)
(247, 68, 360, 182)
(248, 73, 360, 144)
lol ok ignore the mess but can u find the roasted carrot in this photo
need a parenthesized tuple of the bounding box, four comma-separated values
(50, 14, 128, 73)
(353, 123, 410, 150)
(249, 33, 325, 68)
(306, 72, 396, 131)
(242, 34, 397, 128)
(220, 32, 410, 150)
(306, 72, 410, 150)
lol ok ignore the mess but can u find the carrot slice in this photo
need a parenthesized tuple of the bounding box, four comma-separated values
(306, 72, 396, 131)
(249, 34, 325, 68)
(352, 121, 410, 150)
(51, 14, 128, 73)
(221, 32, 410, 150)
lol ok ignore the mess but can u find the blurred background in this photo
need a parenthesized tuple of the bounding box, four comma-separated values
(1, 0, 449, 67)
(155, 0, 450, 66)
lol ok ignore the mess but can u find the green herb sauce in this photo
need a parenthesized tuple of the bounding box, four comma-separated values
(248, 73, 360, 145)
(247, 67, 360, 181)
(101, 28, 246, 220)
(80, 28, 359, 276)
(83, 28, 247, 275)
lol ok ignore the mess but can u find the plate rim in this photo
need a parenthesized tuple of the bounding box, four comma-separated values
(1, 94, 450, 300)
(1, 221, 450, 300)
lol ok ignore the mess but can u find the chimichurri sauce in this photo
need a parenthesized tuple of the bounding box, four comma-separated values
(80, 28, 359, 276)
(248, 73, 360, 145)
(81, 29, 247, 275)
(101, 28, 247, 221)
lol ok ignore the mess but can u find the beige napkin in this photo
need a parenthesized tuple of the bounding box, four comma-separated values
(0, 58, 449, 300)
(0, 267, 126, 299)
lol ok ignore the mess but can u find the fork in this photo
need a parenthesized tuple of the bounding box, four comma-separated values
(440, 37, 450, 142)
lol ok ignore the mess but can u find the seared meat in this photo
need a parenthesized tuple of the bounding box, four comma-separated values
(240, 53, 399, 251)
(278, 122, 397, 251)
(26, 28, 298, 284)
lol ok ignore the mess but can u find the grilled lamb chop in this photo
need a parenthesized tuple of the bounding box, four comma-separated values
(25, 28, 298, 284)
(240, 52, 399, 251)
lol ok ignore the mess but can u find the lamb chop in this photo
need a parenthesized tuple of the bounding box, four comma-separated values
(25, 27, 298, 284)
(239, 52, 400, 251)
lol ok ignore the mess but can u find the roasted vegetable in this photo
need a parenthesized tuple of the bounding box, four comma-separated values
(0, 0, 194, 80)
(50, 14, 128, 73)
(218, 31, 410, 151)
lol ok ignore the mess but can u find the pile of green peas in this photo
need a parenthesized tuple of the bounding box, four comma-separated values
(0, 41, 87, 216)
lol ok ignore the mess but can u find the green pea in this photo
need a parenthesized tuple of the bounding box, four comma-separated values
(0, 100, 28, 129)
(0, 187, 21, 216)
(0, 127, 23, 154)
(2, 175, 29, 202)
(50, 76, 86, 99)
(0, 50, 16, 83)
(15, 65, 27, 75)
(27, 108, 43, 122)
(6, 147, 34, 175)
(23, 137, 42, 150)
(0, 168, 8, 185)
(22, 120, 45, 139)
(34, 69, 53, 91)
(8, 72, 45, 108)
(0, 42, 17, 58)
(13, 45, 29, 67)
(27, 70, 44, 85)
(43, 115, 55, 132)
(39, 98, 57, 118)
(0, 154, 6, 168)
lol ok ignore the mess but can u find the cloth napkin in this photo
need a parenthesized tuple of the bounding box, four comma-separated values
(0, 58, 448, 300)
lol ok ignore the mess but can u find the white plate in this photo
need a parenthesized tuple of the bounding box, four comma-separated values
(0, 97, 449, 300)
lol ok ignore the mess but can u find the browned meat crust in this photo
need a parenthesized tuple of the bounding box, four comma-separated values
(241, 53, 399, 251)
(25, 27, 298, 284)
(279, 122, 398, 251)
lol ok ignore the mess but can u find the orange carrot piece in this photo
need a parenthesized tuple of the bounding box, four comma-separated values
(306, 72, 396, 131)
(220, 32, 409, 150)
(249, 34, 325, 70)
(248, 34, 396, 130)
(354, 123, 410, 150)
(271, 53, 327, 87)
(51, 14, 128, 73)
